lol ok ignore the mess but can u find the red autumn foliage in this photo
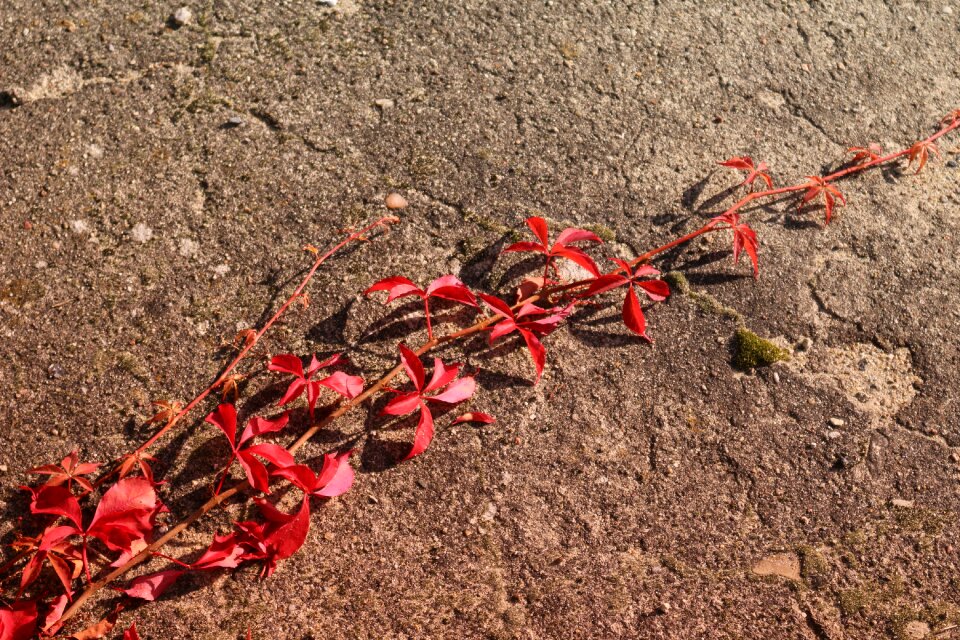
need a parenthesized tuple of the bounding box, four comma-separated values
(268, 353, 364, 419)
(0, 600, 37, 640)
(27, 451, 100, 493)
(584, 260, 670, 340)
(205, 404, 294, 494)
(846, 143, 883, 165)
(382, 345, 476, 459)
(2, 113, 957, 637)
(718, 156, 773, 189)
(711, 211, 760, 277)
(502, 216, 603, 280)
(364, 275, 477, 340)
(800, 176, 846, 224)
(906, 140, 940, 173)
(479, 294, 570, 382)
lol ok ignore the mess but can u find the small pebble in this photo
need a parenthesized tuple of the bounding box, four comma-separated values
(796, 336, 813, 351)
(385, 193, 408, 210)
(131, 222, 153, 243)
(891, 498, 914, 508)
(171, 6, 193, 27)
(944, 5, 954, 15)
(827, 430, 841, 439)
(224, 116, 244, 128)
(829, 417, 845, 427)
(319, 0, 338, 5)
(772, 372, 780, 384)
(0, 464, 8, 473)
(656, 602, 672, 614)
(51, 429, 59, 436)
(373, 98, 395, 110)
(950, 452, 959, 463)
(947, 159, 958, 168)
(47, 364, 66, 379)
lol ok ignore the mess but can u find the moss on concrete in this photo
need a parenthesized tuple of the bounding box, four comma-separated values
(733, 327, 790, 370)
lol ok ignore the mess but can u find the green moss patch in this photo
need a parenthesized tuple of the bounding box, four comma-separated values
(732, 327, 789, 371)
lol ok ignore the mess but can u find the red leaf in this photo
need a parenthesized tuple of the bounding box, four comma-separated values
(403, 404, 435, 461)
(319, 371, 365, 399)
(87, 478, 158, 553)
(551, 246, 600, 277)
(478, 293, 515, 319)
(261, 497, 311, 575)
(555, 227, 602, 246)
(501, 241, 546, 254)
(192, 533, 245, 570)
(397, 343, 426, 391)
(204, 404, 238, 450)
(381, 391, 422, 416)
(423, 358, 461, 393)
(621, 286, 649, 341)
(519, 329, 547, 382)
(0, 600, 38, 640)
(451, 412, 496, 425)
(363, 276, 423, 303)
(635, 279, 670, 301)
(584, 273, 630, 297)
(122, 623, 142, 640)
(121, 569, 184, 601)
(525, 216, 550, 246)
(267, 354, 304, 378)
(24, 484, 82, 528)
(239, 413, 289, 446)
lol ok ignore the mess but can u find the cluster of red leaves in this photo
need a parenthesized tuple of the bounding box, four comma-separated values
(382, 345, 477, 459)
(502, 216, 603, 280)
(585, 260, 670, 340)
(364, 275, 477, 340)
(800, 176, 846, 224)
(268, 353, 363, 419)
(710, 212, 760, 277)
(719, 156, 773, 190)
(205, 404, 293, 494)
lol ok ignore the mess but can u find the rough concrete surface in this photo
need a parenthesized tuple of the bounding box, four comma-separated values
(1, 1, 960, 638)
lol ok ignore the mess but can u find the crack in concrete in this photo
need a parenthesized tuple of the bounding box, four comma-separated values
(777, 89, 843, 148)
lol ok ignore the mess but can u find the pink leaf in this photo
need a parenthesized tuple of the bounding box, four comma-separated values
(554, 227, 602, 246)
(428, 376, 476, 404)
(451, 412, 496, 425)
(239, 413, 289, 446)
(313, 451, 355, 498)
(423, 358, 461, 393)
(121, 569, 184, 601)
(403, 405, 435, 461)
(319, 371, 365, 399)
